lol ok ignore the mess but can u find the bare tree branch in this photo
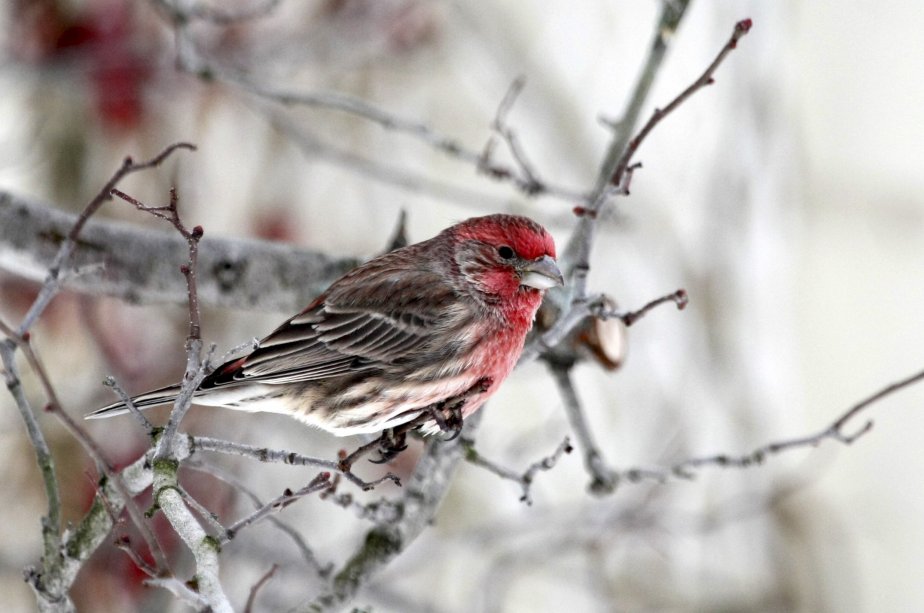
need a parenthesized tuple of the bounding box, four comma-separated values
(548, 364, 618, 494)
(16, 143, 196, 335)
(223, 473, 331, 542)
(607, 18, 754, 191)
(0, 191, 357, 313)
(230, 77, 587, 204)
(245, 564, 280, 613)
(301, 413, 483, 612)
(184, 459, 333, 577)
(526, 10, 750, 392)
(462, 436, 572, 504)
(145, 576, 212, 611)
(610, 288, 689, 326)
(0, 331, 63, 604)
(618, 366, 924, 484)
(562, 0, 693, 297)
(189, 435, 400, 492)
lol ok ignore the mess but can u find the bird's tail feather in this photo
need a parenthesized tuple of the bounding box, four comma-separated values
(85, 384, 182, 420)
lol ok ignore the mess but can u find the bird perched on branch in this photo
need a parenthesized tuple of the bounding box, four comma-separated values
(87, 214, 562, 436)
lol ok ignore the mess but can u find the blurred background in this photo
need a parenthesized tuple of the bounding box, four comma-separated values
(1, 1, 923, 611)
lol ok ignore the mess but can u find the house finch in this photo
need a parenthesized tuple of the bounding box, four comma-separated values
(87, 214, 562, 436)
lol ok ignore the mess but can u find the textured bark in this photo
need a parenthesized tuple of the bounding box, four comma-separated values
(0, 191, 357, 313)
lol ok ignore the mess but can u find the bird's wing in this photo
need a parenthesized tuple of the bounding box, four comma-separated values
(204, 263, 465, 387)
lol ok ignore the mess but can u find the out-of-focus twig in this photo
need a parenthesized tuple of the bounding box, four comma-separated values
(155, 2, 587, 206)
(462, 436, 572, 504)
(155, 0, 283, 25)
(548, 364, 618, 494)
(244, 564, 280, 613)
(236, 78, 587, 203)
(617, 365, 924, 484)
(479, 76, 546, 195)
(609, 289, 689, 326)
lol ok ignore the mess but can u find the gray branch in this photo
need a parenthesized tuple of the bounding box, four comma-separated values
(300, 413, 482, 612)
(0, 191, 357, 313)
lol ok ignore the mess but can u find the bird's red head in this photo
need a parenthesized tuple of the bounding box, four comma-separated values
(448, 214, 562, 309)
(453, 214, 557, 261)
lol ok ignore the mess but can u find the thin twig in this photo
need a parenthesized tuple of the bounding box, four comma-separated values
(571, 11, 750, 306)
(463, 437, 573, 504)
(618, 366, 924, 484)
(125, 184, 211, 462)
(189, 435, 398, 491)
(17, 143, 196, 335)
(479, 76, 546, 195)
(223, 473, 332, 542)
(184, 459, 333, 577)
(320, 486, 403, 525)
(608, 288, 688, 326)
(588, 1, 692, 199)
(539, 14, 749, 374)
(146, 576, 213, 610)
(244, 564, 280, 613)
(112, 185, 232, 611)
(114, 535, 159, 579)
(562, 1, 694, 302)
(549, 364, 618, 494)
(608, 18, 754, 190)
(111, 187, 204, 341)
(177, 484, 226, 536)
(15, 335, 171, 572)
(103, 376, 155, 435)
(155, 343, 213, 462)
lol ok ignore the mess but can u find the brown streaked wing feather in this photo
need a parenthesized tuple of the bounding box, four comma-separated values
(206, 256, 463, 387)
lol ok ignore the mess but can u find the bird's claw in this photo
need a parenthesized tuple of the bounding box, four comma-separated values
(429, 401, 464, 441)
(369, 428, 408, 464)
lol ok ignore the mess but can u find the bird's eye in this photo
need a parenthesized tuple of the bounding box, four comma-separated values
(497, 245, 515, 259)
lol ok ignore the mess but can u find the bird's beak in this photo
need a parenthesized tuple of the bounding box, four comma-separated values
(518, 255, 564, 290)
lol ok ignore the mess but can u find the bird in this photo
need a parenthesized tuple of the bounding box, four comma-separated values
(86, 214, 562, 437)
